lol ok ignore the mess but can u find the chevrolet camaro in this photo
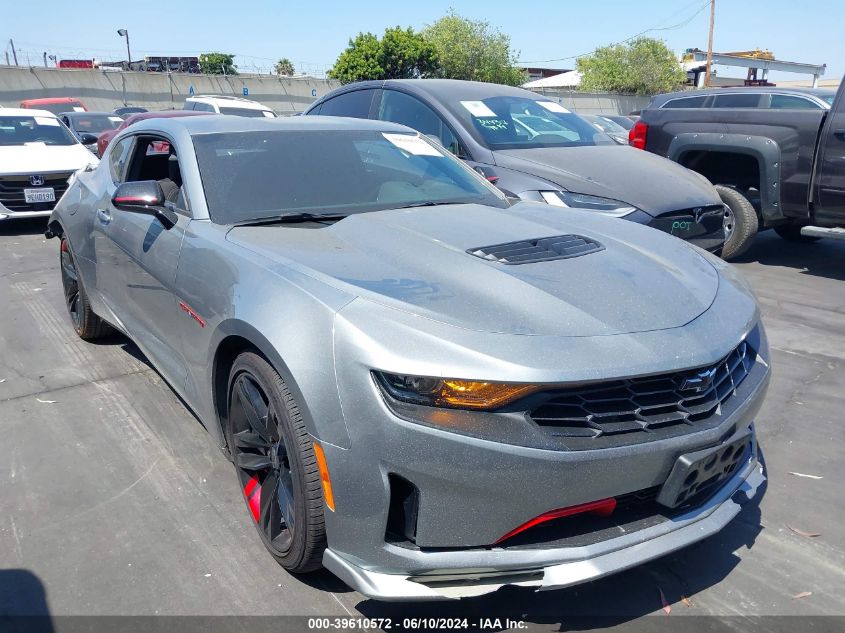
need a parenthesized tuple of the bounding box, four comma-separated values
(47, 115, 769, 601)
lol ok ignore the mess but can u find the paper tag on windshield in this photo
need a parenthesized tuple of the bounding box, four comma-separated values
(383, 133, 442, 156)
(73, 107, 85, 112)
(35, 116, 60, 126)
(109, 116, 123, 122)
(460, 100, 497, 117)
(537, 101, 570, 113)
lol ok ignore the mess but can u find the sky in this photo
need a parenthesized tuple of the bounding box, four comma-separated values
(3, 0, 842, 82)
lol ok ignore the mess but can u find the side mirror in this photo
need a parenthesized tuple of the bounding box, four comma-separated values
(112, 180, 178, 229)
(78, 132, 99, 145)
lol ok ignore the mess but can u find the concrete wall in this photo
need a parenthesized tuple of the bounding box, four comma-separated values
(525, 88, 652, 115)
(0, 66, 339, 115)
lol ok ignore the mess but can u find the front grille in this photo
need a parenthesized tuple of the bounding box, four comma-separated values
(530, 340, 755, 449)
(467, 234, 604, 264)
(0, 172, 72, 212)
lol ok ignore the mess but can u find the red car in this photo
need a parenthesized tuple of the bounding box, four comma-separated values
(20, 97, 88, 115)
(96, 110, 212, 157)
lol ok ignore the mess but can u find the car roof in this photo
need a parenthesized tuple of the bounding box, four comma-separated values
(339, 79, 543, 103)
(123, 110, 212, 125)
(0, 107, 57, 117)
(187, 95, 272, 109)
(129, 113, 420, 136)
(20, 97, 84, 104)
(59, 111, 116, 118)
(652, 86, 835, 104)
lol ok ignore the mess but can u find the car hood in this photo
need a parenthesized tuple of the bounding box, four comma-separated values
(0, 143, 97, 175)
(227, 202, 720, 337)
(493, 145, 720, 215)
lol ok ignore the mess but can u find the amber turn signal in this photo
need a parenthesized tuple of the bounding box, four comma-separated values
(374, 372, 541, 410)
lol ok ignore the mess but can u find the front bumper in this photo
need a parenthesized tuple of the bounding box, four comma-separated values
(0, 208, 53, 220)
(647, 205, 727, 253)
(323, 457, 764, 600)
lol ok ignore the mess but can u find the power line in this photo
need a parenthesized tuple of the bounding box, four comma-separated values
(518, 0, 712, 64)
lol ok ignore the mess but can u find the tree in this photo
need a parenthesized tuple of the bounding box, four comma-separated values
(422, 11, 526, 86)
(328, 27, 438, 84)
(576, 38, 686, 95)
(199, 52, 237, 75)
(275, 57, 295, 76)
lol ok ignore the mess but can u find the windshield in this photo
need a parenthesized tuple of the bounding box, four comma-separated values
(192, 129, 507, 225)
(445, 96, 615, 150)
(583, 115, 629, 135)
(822, 94, 835, 106)
(68, 114, 123, 133)
(0, 115, 78, 146)
(219, 106, 277, 118)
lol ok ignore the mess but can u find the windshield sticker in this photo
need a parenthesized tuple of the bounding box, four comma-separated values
(108, 116, 123, 122)
(34, 116, 60, 126)
(73, 107, 86, 112)
(476, 118, 510, 131)
(262, 111, 276, 117)
(537, 101, 570, 114)
(460, 100, 497, 117)
(382, 133, 442, 156)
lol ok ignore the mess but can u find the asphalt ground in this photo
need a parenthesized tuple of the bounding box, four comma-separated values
(1, 218, 844, 631)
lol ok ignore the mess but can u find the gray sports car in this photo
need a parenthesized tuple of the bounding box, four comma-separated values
(48, 115, 769, 601)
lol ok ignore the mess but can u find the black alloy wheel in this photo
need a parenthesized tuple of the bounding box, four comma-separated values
(227, 352, 326, 572)
(59, 237, 110, 340)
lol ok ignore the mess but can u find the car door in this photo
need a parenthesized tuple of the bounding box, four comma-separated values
(92, 133, 191, 386)
(814, 87, 845, 225)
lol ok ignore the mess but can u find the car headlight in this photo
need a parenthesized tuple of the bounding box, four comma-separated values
(373, 371, 541, 410)
(539, 191, 637, 217)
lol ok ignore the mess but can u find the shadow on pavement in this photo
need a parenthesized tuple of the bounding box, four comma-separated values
(0, 568, 54, 632)
(0, 218, 49, 237)
(734, 230, 845, 282)
(355, 490, 765, 629)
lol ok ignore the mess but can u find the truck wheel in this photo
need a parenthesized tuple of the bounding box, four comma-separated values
(715, 185, 758, 260)
(773, 224, 820, 243)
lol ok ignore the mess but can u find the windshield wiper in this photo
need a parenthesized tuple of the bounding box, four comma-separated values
(231, 212, 348, 227)
(394, 201, 472, 210)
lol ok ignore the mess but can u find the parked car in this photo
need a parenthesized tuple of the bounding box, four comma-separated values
(598, 114, 635, 130)
(632, 77, 845, 255)
(113, 106, 148, 117)
(20, 97, 88, 115)
(96, 110, 211, 157)
(305, 80, 728, 254)
(580, 114, 630, 144)
(58, 111, 124, 154)
(648, 86, 835, 111)
(0, 108, 98, 221)
(48, 115, 769, 600)
(183, 95, 276, 118)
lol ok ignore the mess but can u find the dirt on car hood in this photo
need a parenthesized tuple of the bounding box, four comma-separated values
(227, 202, 720, 337)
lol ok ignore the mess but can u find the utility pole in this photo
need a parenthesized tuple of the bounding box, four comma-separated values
(10, 39, 18, 66)
(117, 29, 131, 68)
(704, 0, 715, 87)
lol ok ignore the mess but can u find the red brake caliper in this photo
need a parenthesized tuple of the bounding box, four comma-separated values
(244, 475, 261, 522)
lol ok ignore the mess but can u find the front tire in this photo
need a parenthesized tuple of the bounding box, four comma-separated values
(715, 185, 759, 260)
(226, 352, 327, 573)
(59, 237, 111, 340)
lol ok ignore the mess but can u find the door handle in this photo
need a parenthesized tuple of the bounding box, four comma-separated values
(96, 208, 112, 224)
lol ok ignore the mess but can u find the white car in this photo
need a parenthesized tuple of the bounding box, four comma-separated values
(0, 108, 98, 221)
(183, 95, 277, 118)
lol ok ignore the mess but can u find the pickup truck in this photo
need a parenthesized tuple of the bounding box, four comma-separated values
(630, 83, 845, 257)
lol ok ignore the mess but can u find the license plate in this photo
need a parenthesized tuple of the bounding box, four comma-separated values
(656, 428, 753, 508)
(24, 188, 56, 204)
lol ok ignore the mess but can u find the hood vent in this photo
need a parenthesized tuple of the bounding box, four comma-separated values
(467, 235, 604, 265)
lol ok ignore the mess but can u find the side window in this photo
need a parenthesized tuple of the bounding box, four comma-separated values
(712, 94, 762, 108)
(184, 101, 195, 111)
(378, 90, 463, 156)
(663, 96, 707, 108)
(191, 101, 214, 112)
(318, 90, 375, 119)
(109, 137, 135, 184)
(122, 136, 189, 213)
(769, 94, 821, 109)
